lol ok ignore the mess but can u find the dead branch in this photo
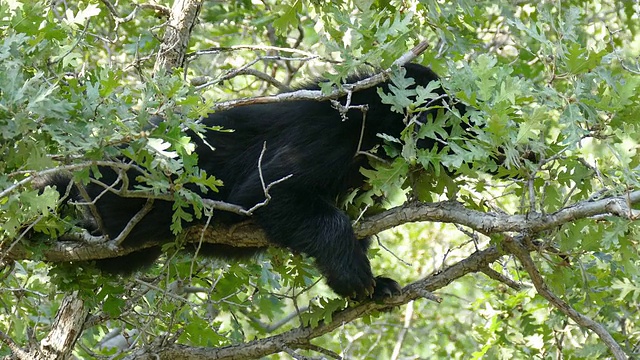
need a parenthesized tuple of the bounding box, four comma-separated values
(244, 142, 294, 215)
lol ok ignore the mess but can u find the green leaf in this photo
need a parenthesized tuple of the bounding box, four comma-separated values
(564, 43, 606, 74)
(273, 0, 301, 32)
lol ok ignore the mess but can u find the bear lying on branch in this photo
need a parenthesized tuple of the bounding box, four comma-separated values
(43, 63, 467, 299)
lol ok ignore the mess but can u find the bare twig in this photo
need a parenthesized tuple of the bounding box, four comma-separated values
(243, 142, 293, 215)
(235, 68, 289, 91)
(48, 19, 90, 66)
(188, 45, 324, 61)
(376, 236, 412, 267)
(193, 58, 292, 91)
(1, 161, 147, 200)
(244, 306, 310, 332)
(298, 344, 342, 360)
(112, 199, 155, 245)
(100, 0, 171, 25)
(481, 267, 525, 291)
(75, 180, 108, 233)
(0, 215, 43, 265)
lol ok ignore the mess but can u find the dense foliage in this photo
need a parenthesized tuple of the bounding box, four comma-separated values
(1, 0, 640, 359)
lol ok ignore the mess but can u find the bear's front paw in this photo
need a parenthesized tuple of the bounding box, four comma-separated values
(372, 276, 402, 299)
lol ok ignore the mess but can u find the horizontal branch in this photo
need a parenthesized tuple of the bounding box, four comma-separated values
(6, 190, 640, 263)
(210, 41, 429, 112)
(358, 191, 640, 236)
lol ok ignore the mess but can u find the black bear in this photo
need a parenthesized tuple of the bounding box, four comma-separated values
(45, 63, 460, 299)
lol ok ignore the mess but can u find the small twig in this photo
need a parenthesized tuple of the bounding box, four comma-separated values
(211, 41, 430, 112)
(0, 262, 14, 281)
(298, 344, 342, 360)
(74, 181, 107, 233)
(99, 0, 122, 19)
(190, 210, 215, 276)
(481, 267, 525, 291)
(100, 1, 171, 28)
(134, 278, 193, 304)
(201, 198, 248, 215)
(28, 161, 249, 216)
(352, 204, 371, 225)
(138, 3, 171, 16)
(194, 57, 262, 90)
(376, 235, 412, 267)
(0, 215, 44, 264)
(421, 93, 451, 111)
(244, 142, 293, 215)
(605, 23, 640, 74)
(281, 345, 311, 360)
(235, 68, 289, 91)
(188, 45, 326, 62)
(48, 19, 90, 66)
(111, 199, 155, 245)
(415, 289, 442, 303)
(74, 171, 125, 207)
(355, 106, 368, 153)
(193, 59, 292, 91)
(245, 306, 310, 332)
(2, 161, 147, 200)
(354, 150, 391, 164)
(528, 177, 537, 213)
(454, 224, 480, 250)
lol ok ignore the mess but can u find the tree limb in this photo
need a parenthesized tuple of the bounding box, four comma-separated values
(6, 190, 640, 263)
(210, 40, 430, 112)
(37, 292, 89, 360)
(125, 244, 503, 360)
(357, 191, 640, 237)
(503, 237, 628, 360)
(153, 0, 202, 73)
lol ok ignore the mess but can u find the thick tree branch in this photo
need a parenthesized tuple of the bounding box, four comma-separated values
(37, 292, 89, 360)
(357, 191, 640, 236)
(153, 0, 202, 73)
(124, 226, 632, 359)
(5, 190, 640, 263)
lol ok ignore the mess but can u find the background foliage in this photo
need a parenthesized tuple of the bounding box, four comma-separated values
(1, 0, 640, 359)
